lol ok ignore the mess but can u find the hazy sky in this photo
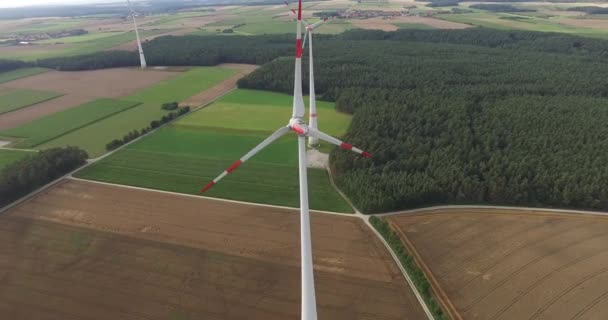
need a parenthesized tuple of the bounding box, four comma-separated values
(0, 0, 120, 8)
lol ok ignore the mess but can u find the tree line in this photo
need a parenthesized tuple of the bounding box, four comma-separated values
(0, 147, 88, 208)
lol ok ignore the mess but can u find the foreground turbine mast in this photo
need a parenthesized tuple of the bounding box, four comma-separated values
(126, 0, 147, 69)
(201, 1, 372, 319)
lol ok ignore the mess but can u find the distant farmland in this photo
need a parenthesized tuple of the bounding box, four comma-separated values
(29, 66, 238, 157)
(0, 88, 62, 115)
(77, 89, 354, 212)
(1, 98, 139, 148)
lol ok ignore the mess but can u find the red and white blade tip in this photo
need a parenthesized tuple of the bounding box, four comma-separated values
(201, 181, 215, 193)
(340, 142, 373, 158)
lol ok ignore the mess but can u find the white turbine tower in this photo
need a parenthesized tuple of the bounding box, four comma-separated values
(284, 1, 330, 148)
(126, 0, 147, 69)
(302, 18, 328, 148)
(201, 1, 372, 319)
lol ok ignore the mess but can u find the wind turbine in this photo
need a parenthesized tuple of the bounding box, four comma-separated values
(126, 0, 147, 69)
(200, 0, 372, 318)
(303, 18, 328, 148)
(284, 1, 330, 148)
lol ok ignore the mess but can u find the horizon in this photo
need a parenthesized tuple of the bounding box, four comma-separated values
(0, 0, 122, 9)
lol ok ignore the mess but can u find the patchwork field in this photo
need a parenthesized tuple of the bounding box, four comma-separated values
(386, 207, 608, 320)
(36, 66, 240, 157)
(0, 88, 62, 115)
(77, 89, 355, 212)
(0, 30, 169, 61)
(0, 179, 426, 320)
(0, 68, 180, 130)
(0, 149, 33, 170)
(1, 98, 139, 149)
(0, 68, 48, 84)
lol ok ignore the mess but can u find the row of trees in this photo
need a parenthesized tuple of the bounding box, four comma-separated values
(106, 107, 190, 151)
(0, 147, 88, 207)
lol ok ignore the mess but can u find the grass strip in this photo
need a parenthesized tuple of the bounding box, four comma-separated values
(369, 216, 448, 320)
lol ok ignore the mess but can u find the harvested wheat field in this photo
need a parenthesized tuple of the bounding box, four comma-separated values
(386, 207, 608, 320)
(0, 68, 179, 130)
(0, 179, 426, 320)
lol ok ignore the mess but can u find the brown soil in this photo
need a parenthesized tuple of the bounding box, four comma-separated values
(0, 68, 179, 130)
(387, 207, 608, 320)
(181, 64, 259, 108)
(350, 18, 400, 31)
(0, 178, 426, 319)
(351, 16, 471, 31)
(557, 18, 608, 29)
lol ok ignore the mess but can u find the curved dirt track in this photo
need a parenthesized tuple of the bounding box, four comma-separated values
(387, 207, 608, 320)
(0, 179, 427, 320)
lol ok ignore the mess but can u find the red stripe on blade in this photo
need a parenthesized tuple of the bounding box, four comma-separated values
(362, 151, 372, 158)
(226, 160, 243, 173)
(340, 142, 353, 150)
(200, 181, 215, 193)
(298, 0, 302, 20)
(310, 113, 317, 117)
(291, 9, 296, 15)
(295, 39, 303, 58)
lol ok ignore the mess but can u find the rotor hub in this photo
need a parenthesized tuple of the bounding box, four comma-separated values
(289, 118, 309, 136)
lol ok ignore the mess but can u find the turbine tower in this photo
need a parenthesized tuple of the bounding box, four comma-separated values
(126, 0, 147, 69)
(303, 18, 328, 148)
(201, 1, 373, 319)
(284, 1, 330, 148)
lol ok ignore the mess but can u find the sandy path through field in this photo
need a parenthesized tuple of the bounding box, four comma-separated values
(0, 68, 180, 130)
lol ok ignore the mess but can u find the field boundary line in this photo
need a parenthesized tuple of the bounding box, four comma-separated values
(23, 100, 143, 149)
(390, 220, 463, 320)
(0, 91, 64, 116)
(375, 204, 608, 219)
(325, 166, 435, 319)
(0, 147, 38, 152)
(361, 215, 435, 320)
(67, 176, 353, 217)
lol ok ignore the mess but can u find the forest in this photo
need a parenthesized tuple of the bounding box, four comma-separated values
(0, 147, 88, 208)
(7, 28, 608, 213)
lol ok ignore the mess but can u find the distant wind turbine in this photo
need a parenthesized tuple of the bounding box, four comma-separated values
(201, 0, 373, 318)
(284, 1, 330, 148)
(126, 0, 147, 69)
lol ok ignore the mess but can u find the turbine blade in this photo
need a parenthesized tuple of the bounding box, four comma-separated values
(200, 126, 291, 193)
(307, 128, 372, 158)
(302, 31, 309, 49)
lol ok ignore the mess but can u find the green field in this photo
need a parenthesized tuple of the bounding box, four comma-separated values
(178, 89, 351, 136)
(0, 149, 33, 170)
(35, 31, 124, 44)
(0, 68, 49, 84)
(35, 67, 237, 157)
(0, 89, 62, 114)
(437, 10, 608, 39)
(395, 23, 437, 30)
(77, 89, 354, 212)
(1, 98, 139, 149)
